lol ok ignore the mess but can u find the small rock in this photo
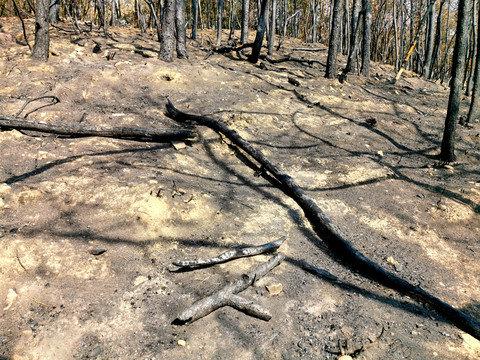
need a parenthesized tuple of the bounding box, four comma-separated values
(411, 330, 419, 336)
(3, 289, 18, 311)
(133, 275, 149, 286)
(171, 141, 186, 151)
(377, 150, 384, 157)
(89, 249, 106, 256)
(337, 356, 353, 360)
(266, 283, 283, 296)
(177, 339, 186, 347)
(90, 346, 102, 357)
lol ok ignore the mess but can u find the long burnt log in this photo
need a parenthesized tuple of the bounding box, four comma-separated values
(165, 100, 480, 340)
(261, 55, 326, 67)
(0, 115, 196, 141)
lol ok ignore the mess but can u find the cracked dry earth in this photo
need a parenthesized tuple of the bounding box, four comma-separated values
(1, 17, 480, 359)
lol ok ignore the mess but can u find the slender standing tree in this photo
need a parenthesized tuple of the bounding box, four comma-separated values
(360, 0, 371, 76)
(32, 0, 50, 61)
(159, 0, 176, 61)
(440, 0, 471, 162)
(241, 0, 250, 45)
(422, 1, 435, 79)
(191, 0, 198, 39)
(216, 0, 224, 45)
(267, 0, 277, 55)
(325, 0, 344, 79)
(176, 0, 188, 58)
(466, 0, 480, 124)
(248, 0, 268, 63)
(49, 0, 60, 23)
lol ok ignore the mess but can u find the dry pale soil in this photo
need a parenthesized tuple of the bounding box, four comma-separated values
(1, 17, 480, 360)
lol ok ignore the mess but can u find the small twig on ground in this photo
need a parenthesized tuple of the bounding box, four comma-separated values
(15, 96, 60, 118)
(175, 252, 285, 323)
(172, 237, 286, 269)
(30, 297, 54, 308)
(16, 249, 29, 273)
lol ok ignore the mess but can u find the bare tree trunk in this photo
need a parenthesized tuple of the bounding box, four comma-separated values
(159, 0, 176, 61)
(465, 1, 476, 95)
(49, 0, 60, 23)
(466, 0, 480, 124)
(393, 0, 399, 71)
(175, 0, 188, 58)
(431, 0, 446, 79)
(192, 0, 198, 39)
(216, 0, 224, 45)
(343, 0, 349, 55)
(32, 0, 50, 61)
(325, 0, 343, 78)
(241, 0, 250, 44)
(248, 0, 268, 63)
(340, 0, 361, 79)
(440, 0, 471, 162)
(360, 0, 371, 76)
(267, 0, 276, 55)
(422, 1, 435, 78)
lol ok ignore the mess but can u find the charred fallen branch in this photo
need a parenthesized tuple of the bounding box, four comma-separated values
(0, 115, 197, 142)
(261, 54, 326, 67)
(204, 43, 254, 59)
(165, 100, 480, 340)
(172, 237, 286, 269)
(175, 252, 285, 323)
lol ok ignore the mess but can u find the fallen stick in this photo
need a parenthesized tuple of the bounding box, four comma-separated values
(172, 237, 286, 268)
(165, 100, 480, 340)
(0, 115, 197, 142)
(175, 252, 285, 323)
(261, 54, 326, 67)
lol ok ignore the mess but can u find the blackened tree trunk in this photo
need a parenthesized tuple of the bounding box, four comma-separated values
(216, 0, 224, 45)
(422, 1, 435, 79)
(360, 0, 371, 76)
(467, 0, 480, 124)
(191, 0, 198, 39)
(49, 0, 60, 23)
(341, 0, 361, 77)
(431, 0, 447, 79)
(241, 0, 250, 45)
(32, 0, 50, 61)
(248, 0, 268, 63)
(325, 0, 344, 78)
(175, 0, 188, 58)
(440, 0, 471, 162)
(267, 0, 276, 55)
(159, 0, 176, 61)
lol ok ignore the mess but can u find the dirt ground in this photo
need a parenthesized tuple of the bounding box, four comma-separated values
(1, 17, 480, 359)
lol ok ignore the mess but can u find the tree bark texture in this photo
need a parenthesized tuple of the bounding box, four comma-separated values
(49, 0, 60, 24)
(216, 0, 224, 45)
(175, 0, 188, 58)
(241, 0, 250, 45)
(32, 0, 50, 61)
(467, 0, 480, 124)
(165, 99, 480, 340)
(159, 0, 176, 61)
(325, 0, 343, 78)
(0, 115, 196, 141)
(248, 0, 268, 63)
(360, 0, 371, 76)
(267, 0, 276, 55)
(441, 0, 471, 162)
(422, 2, 435, 79)
(191, 0, 198, 39)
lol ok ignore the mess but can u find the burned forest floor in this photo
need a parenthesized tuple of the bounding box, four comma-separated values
(1, 17, 480, 360)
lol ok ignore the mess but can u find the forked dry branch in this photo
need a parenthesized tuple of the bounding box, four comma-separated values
(165, 99, 480, 340)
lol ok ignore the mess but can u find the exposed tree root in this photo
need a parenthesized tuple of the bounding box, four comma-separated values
(165, 99, 480, 340)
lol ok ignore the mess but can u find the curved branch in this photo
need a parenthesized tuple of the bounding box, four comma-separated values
(165, 100, 480, 340)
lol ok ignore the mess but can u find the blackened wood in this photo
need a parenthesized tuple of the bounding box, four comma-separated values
(165, 100, 480, 340)
(173, 237, 285, 268)
(262, 54, 325, 67)
(0, 115, 196, 141)
(175, 252, 284, 323)
(248, 0, 268, 63)
(32, 0, 50, 61)
(159, 0, 176, 61)
(441, 0, 471, 162)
